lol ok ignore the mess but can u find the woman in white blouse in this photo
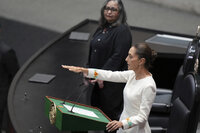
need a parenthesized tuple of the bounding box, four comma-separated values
(62, 43, 157, 133)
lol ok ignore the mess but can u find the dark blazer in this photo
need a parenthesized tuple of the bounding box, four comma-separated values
(88, 24, 132, 71)
(88, 24, 132, 120)
(0, 41, 19, 110)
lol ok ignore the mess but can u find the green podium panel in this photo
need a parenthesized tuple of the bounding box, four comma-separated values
(45, 96, 111, 131)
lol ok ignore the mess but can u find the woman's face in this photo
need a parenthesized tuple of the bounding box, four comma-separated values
(126, 47, 141, 71)
(104, 1, 119, 23)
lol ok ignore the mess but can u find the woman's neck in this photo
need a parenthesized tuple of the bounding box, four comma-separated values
(134, 68, 151, 80)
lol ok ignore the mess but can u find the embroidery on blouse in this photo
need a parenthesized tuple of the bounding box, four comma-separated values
(94, 70, 98, 79)
(126, 117, 133, 127)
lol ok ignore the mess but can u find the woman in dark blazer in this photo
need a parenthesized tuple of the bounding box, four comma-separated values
(87, 0, 132, 126)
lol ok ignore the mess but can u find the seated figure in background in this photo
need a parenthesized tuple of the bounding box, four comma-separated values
(0, 23, 19, 132)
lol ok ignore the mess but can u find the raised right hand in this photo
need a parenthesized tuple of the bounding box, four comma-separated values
(61, 65, 88, 75)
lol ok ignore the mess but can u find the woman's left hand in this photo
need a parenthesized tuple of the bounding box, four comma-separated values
(106, 120, 123, 132)
(97, 80, 104, 88)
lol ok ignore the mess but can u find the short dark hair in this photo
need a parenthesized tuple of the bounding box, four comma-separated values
(133, 43, 157, 70)
(99, 0, 127, 27)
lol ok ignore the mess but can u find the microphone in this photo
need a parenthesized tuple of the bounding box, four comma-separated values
(62, 73, 90, 113)
(61, 73, 83, 105)
(68, 82, 85, 113)
(69, 77, 90, 113)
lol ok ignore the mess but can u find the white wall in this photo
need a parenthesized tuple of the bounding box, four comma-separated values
(143, 0, 200, 15)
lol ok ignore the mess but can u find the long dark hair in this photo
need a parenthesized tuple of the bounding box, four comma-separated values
(99, 0, 127, 27)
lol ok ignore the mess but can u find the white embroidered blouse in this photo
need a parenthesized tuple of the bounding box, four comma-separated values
(87, 69, 156, 133)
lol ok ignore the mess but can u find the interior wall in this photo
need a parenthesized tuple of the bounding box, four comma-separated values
(142, 0, 200, 15)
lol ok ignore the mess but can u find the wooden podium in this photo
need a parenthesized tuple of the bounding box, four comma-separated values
(45, 96, 111, 131)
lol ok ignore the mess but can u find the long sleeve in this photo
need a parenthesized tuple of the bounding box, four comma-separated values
(121, 85, 156, 129)
(87, 68, 134, 83)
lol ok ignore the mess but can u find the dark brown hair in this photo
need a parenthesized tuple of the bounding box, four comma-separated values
(99, 0, 127, 27)
(133, 43, 157, 70)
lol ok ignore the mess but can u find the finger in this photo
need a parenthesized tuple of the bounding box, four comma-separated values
(107, 123, 118, 132)
(106, 122, 113, 129)
(62, 65, 72, 69)
(99, 84, 104, 88)
(99, 82, 104, 88)
(110, 122, 120, 132)
(90, 79, 97, 83)
(106, 121, 116, 129)
(69, 67, 81, 73)
(61, 65, 68, 68)
(62, 65, 78, 72)
(110, 124, 119, 131)
(106, 124, 113, 131)
(83, 73, 87, 77)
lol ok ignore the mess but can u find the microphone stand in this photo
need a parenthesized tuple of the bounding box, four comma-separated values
(62, 74, 90, 113)
(61, 73, 84, 105)
(68, 82, 85, 113)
